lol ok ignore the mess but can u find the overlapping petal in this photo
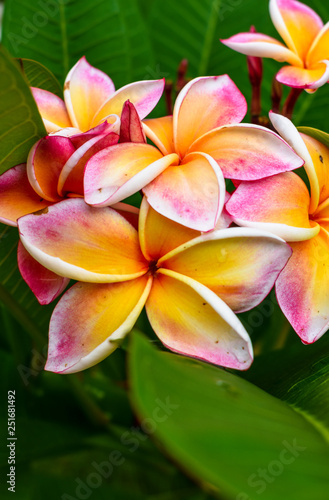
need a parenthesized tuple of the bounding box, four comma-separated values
(270, 112, 329, 212)
(226, 172, 320, 241)
(17, 241, 69, 305)
(84, 143, 179, 206)
(119, 100, 146, 144)
(145, 269, 253, 369)
(45, 276, 152, 373)
(143, 152, 225, 231)
(64, 57, 115, 132)
(18, 199, 148, 282)
(269, 0, 323, 61)
(159, 228, 292, 313)
(188, 124, 304, 180)
(91, 79, 165, 126)
(306, 21, 329, 67)
(139, 197, 200, 261)
(143, 116, 175, 155)
(276, 61, 329, 89)
(31, 88, 71, 133)
(0, 165, 50, 226)
(221, 32, 302, 65)
(58, 132, 119, 197)
(276, 228, 329, 343)
(27, 136, 76, 202)
(173, 76, 247, 158)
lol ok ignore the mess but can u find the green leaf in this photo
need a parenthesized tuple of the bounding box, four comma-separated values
(2, 0, 154, 87)
(18, 58, 62, 96)
(297, 126, 329, 149)
(129, 332, 329, 500)
(0, 46, 46, 175)
(244, 333, 329, 435)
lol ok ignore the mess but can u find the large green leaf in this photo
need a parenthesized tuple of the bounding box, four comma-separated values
(1, 0, 154, 87)
(0, 46, 46, 175)
(18, 58, 62, 96)
(129, 332, 329, 500)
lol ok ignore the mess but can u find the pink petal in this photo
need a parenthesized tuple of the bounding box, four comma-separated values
(276, 61, 329, 89)
(189, 123, 304, 180)
(173, 75, 247, 158)
(221, 32, 302, 66)
(84, 143, 178, 206)
(46, 275, 152, 373)
(31, 88, 71, 133)
(276, 228, 329, 343)
(91, 79, 165, 126)
(18, 241, 69, 305)
(143, 152, 226, 231)
(64, 57, 116, 132)
(226, 172, 319, 241)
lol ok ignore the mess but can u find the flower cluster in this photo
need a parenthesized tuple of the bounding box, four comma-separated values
(1, 0, 328, 375)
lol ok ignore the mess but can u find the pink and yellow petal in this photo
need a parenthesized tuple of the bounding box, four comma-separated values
(18, 241, 69, 305)
(0, 165, 51, 226)
(276, 61, 329, 89)
(139, 197, 200, 261)
(27, 136, 76, 202)
(146, 269, 253, 370)
(45, 275, 152, 373)
(84, 143, 178, 207)
(31, 88, 71, 133)
(64, 57, 115, 132)
(18, 198, 148, 282)
(300, 133, 329, 207)
(221, 32, 302, 66)
(226, 172, 319, 241)
(91, 79, 165, 126)
(143, 116, 175, 155)
(189, 124, 303, 180)
(307, 21, 329, 67)
(58, 132, 119, 197)
(269, 112, 319, 213)
(269, 0, 323, 61)
(276, 228, 329, 343)
(159, 228, 291, 313)
(143, 152, 225, 231)
(173, 76, 247, 158)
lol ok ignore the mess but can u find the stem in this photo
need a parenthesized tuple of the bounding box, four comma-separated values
(271, 77, 282, 114)
(164, 81, 173, 115)
(250, 83, 261, 124)
(282, 87, 303, 119)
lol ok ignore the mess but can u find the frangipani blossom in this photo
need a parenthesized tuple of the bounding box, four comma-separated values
(32, 56, 165, 133)
(227, 113, 329, 344)
(83, 75, 303, 231)
(222, 0, 329, 90)
(17, 197, 291, 373)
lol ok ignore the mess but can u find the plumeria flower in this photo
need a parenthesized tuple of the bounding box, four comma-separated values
(221, 0, 329, 91)
(226, 113, 329, 344)
(83, 75, 303, 231)
(17, 197, 291, 373)
(32, 56, 165, 133)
